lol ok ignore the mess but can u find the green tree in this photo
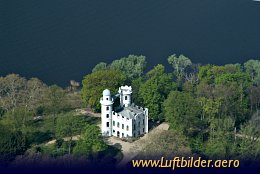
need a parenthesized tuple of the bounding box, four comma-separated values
(168, 54, 192, 83)
(81, 69, 126, 112)
(92, 62, 107, 73)
(110, 55, 147, 81)
(73, 125, 108, 157)
(0, 123, 27, 162)
(55, 114, 87, 154)
(164, 91, 202, 136)
(139, 64, 174, 121)
(140, 130, 191, 158)
(0, 74, 27, 111)
(46, 85, 66, 133)
(25, 78, 48, 113)
(1, 107, 33, 132)
(131, 77, 144, 106)
(204, 117, 237, 159)
(244, 59, 260, 85)
(238, 122, 260, 160)
(248, 85, 260, 112)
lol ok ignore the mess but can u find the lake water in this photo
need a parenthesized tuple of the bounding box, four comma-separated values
(1, 0, 260, 86)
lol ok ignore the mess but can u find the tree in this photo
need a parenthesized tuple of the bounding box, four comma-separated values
(238, 122, 260, 160)
(168, 54, 192, 83)
(25, 78, 48, 113)
(73, 125, 108, 157)
(0, 123, 27, 162)
(248, 85, 260, 113)
(164, 91, 202, 137)
(139, 64, 175, 121)
(92, 62, 107, 73)
(46, 85, 66, 133)
(55, 114, 87, 154)
(110, 55, 147, 81)
(138, 130, 191, 158)
(131, 77, 144, 106)
(1, 107, 33, 132)
(0, 75, 48, 115)
(244, 59, 260, 85)
(0, 74, 27, 111)
(81, 69, 126, 112)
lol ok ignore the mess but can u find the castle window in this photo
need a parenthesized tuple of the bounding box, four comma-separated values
(113, 130, 115, 133)
(113, 121, 115, 126)
(106, 97, 108, 100)
(122, 133, 124, 137)
(106, 114, 109, 118)
(126, 125, 129, 131)
(106, 106, 109, 111)
(106, 122, 109, 127)
(122, 116, 124, 119)
(122, 124, 124, 129)
(125, 96, 127, 100)
(117, 122, 120, 128)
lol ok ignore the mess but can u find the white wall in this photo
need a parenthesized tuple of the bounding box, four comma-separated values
(112, 112, 133, 138)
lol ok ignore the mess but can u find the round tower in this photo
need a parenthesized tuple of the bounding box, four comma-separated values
(118, 85, 132, 107)
(100, 89, 114, 136)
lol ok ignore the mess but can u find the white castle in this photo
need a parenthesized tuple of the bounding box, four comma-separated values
(100, 85, 148, 138)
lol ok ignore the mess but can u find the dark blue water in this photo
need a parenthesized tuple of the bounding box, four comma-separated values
(1, 0, 260, 86)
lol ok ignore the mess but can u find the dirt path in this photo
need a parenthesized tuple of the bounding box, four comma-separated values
(44, 119, 170, 167)
(75, 108, 101, 117)
(104, 122, 170, 167)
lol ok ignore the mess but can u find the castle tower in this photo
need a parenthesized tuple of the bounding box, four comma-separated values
(118, 85, 132, 107)
(100, 89, 114, 136)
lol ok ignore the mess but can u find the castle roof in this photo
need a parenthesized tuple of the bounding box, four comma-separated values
(117, 104, 145, 119)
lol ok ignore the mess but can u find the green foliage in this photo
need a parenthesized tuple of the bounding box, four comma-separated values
(0, 123, 27, 161)
(47, 85, 66, 114)
(56, 113, 89, 154)
(139, 64, 175, 121)
(92, 62, 107, 73)
(204, 118, 237, 159)
(140, 130, 191, 158)
(214, 72, 251, 88)
(81, 69, 126, 112)
(55, 113, 87, 139)
(244, 59, 260, 85)
(73, 125, 108, 156)
(110, 55, 147, 81)
(1, 107, 33, 131)
(168, 54, 192, 84)
(131, 77, 144, 106)
(238, 122, 260, 160)
(164, 91, 202, 136)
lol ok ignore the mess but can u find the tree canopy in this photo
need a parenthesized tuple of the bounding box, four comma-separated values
(81, 69, 126, 112)
(139, 64, 175, 121)
(73, 125, 108, 157)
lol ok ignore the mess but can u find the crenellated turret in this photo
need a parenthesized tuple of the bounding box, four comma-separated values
(118, 85, 132, 107)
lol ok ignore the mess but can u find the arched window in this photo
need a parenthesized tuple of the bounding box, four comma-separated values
(126, 125, 129, 131)
(125, 96, 127, 100)
(106, 106, 109, 111)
